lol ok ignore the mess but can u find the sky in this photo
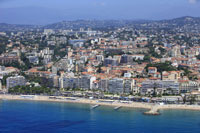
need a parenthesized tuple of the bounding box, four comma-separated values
(0, 0, 200, 25)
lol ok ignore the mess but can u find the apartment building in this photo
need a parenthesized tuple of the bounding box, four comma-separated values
(6, 76, 26, 89)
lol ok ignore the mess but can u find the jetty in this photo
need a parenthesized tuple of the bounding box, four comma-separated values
(114, 106, 122, 110)
(91, 104, 100, 109)
(144, 106, 160, 115)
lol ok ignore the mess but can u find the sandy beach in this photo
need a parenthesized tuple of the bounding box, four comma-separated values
(0, 94, 153, 109)
(1, 94, 200, 114)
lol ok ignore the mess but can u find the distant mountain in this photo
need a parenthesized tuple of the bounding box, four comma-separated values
(43, 20, 135, 30)
(158, 16, 200, 26)
(0, 16, 200, 31)
(0, 23, 41, 31)
(43, 16, 200, 30)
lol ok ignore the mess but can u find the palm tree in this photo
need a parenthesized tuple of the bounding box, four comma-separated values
(152, 82, 158, 97)
(190, 95, 196, 105)
(183, 95, 187, 104)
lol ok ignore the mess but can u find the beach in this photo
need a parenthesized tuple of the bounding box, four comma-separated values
(1, 94, 200, 114)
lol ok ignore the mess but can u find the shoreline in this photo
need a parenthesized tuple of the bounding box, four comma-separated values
(1, 95, 200, 113)
(0, 94, 153, 110)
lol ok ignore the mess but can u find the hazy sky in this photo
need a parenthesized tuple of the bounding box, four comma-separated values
(0, 0, 200, 25)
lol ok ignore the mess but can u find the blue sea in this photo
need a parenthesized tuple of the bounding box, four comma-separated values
(0, 100, 200, 133)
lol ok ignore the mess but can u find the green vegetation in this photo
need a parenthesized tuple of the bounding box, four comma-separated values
(25, 76, 54, 88)
(149, 47, 162, 58)
(20, 53, 32, 70)
(178, 66, 191, 77)
(0, 36, 8, 54)
(104, 50, 125, 58)
(143, 55, 151, 62)
(26, 76, 43, 84)
(189, 95, 197, 105)
(196, 54, 200, 60)
(1, 74, 12, 86)
(1, 61, 31, 71)
(51, 43, 68, 61)
(133, 58, 143, 64)
(8, 85, 55, 95)
(97, 64, 103, 73)
(158, 47, 167, 55)
(145, 61, 177, 73)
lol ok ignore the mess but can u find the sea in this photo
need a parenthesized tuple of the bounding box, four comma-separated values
(0, 100, 200, 133)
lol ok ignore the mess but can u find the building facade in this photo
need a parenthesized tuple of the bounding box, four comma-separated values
(6, 76, 26, 89)
(141, 80, 179, 95)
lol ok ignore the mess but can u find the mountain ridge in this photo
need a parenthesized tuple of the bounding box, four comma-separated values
(0, 16, 200, 31)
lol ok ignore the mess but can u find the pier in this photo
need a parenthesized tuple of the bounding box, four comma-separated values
(144, 106, 160, 115)
(91, 104, 100, 109)
(114, 106, 122, 110)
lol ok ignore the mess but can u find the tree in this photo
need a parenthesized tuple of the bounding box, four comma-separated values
(152, 82, 159, 97)
(182, 95, 187, 104)
(8, 85, 54, 95)
(145, 62, 177, 73)
(189, 95, 196, 105)
(97, 65, 102, 73)
(178, 66, 191, 77)
(2, 74, 13, 86)
(149, 47, 162, 58)
(0, 36, 8, 54)
(158, 47, 166, 55)
(196, 54, 200, 60)
(166, 88, 173, 95)
(143, 55, 151, 62)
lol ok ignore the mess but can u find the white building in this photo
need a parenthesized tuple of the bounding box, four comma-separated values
(132, 55, 145, 60)
(98, 79, 109, 91)
(124, 79, 134, 93)
(96, 55, 104, 62)
(141, 80, 179, 95)
(44, 29, 54, 35)
(60, 77, 79, 89)
(78, 75, 94, 90)
(108, 78, 124, 94)
(6, 76, 26, 89)
(60, 75, 96, 90)
(0, 66, 5, 71)
(124, 73, 132, 78)
(0, 80, 2, 90)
